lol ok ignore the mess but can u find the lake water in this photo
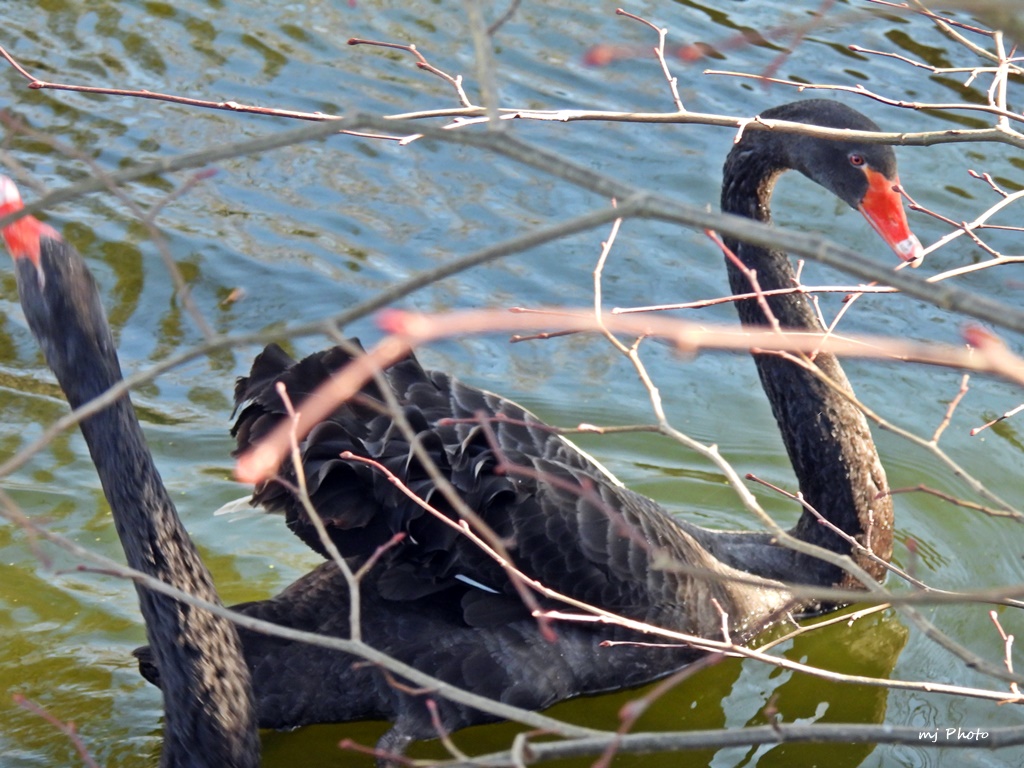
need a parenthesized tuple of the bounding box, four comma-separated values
(1, 1, 1022, 766)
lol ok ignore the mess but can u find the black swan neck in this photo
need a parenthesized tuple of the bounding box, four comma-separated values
(18, 237, 260, 767)
(720, 132, 824, 329)
(719, 123, 893, 584)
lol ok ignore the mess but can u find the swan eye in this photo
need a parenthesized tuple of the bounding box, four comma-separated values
(849, 153, 866, 167)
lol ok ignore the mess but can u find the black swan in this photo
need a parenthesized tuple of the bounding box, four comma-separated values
(4, 99, 920, 763)
(1, 176, 260, 768)
(158, 100, 918, 754)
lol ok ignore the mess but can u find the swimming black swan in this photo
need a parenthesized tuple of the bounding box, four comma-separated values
(5, 99, 920, 763)
(1, 176, 260, 768)
(195, 100, 918, 753)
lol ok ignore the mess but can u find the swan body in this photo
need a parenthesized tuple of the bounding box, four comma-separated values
(143, 101, 916, 755)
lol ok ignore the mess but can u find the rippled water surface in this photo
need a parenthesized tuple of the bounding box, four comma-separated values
(1, 1, 1022, 766)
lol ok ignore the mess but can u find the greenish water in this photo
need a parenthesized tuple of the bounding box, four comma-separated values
(1, 1, 1023, 766)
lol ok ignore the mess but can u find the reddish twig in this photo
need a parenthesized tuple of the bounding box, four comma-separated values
(592, 653, 726, 768)
(337, 737, 417, 766)
(348, 38, 472, 107)
(884, 484, 1024, 522)
(235, 308, 1024, 486)
(933, 374, 971, 443)
(612, 283, 897, 315)
(0, 45, 336, 122)
(972, 402, 1024, 436)
(989, 611, 1022, 698)
(705, 229, 785, 334)
(487, 0, 523, 36)
(745, 474, 903, 585)
(701, 71, 1024, 126)
(426, 699, 471, 762)
(12, 695, 100, 768)
(615, 9, 687, 111)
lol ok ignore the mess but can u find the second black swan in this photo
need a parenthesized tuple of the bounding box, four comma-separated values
(188, 100, 918, 752)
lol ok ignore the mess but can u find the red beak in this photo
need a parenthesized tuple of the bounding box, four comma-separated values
(1, 176, 62, 290)
(857, 167, 923, 266)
